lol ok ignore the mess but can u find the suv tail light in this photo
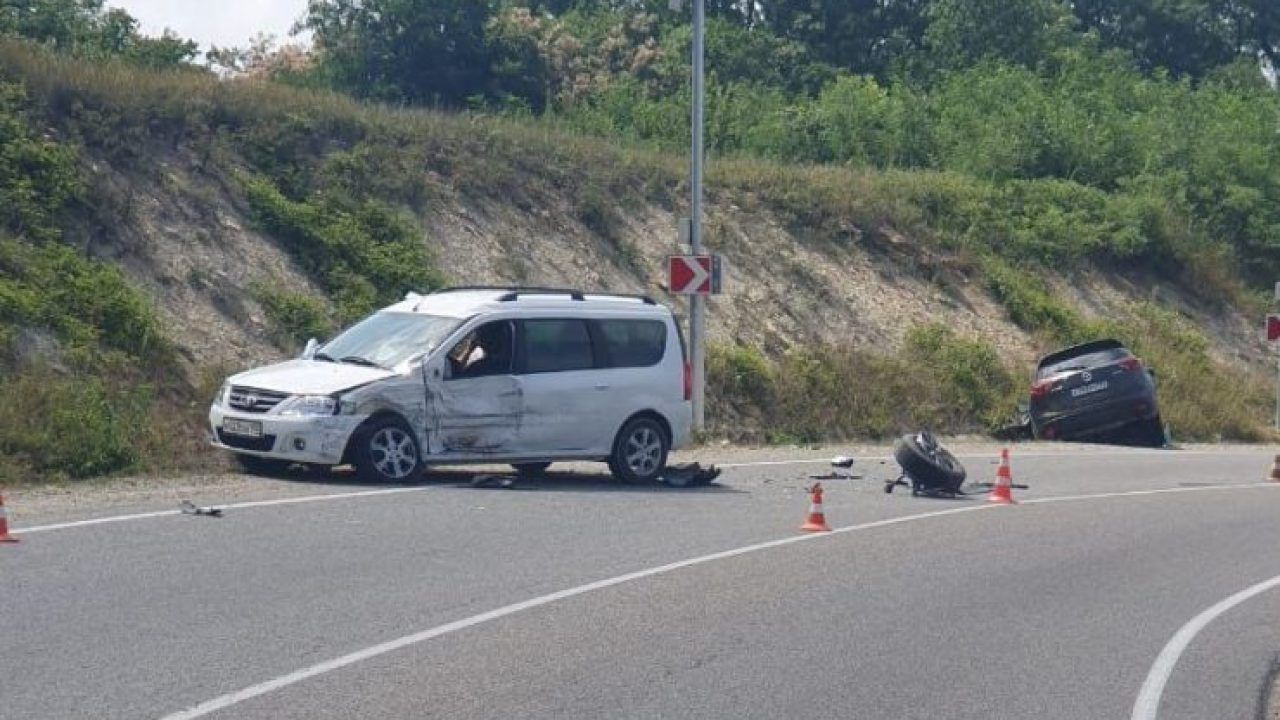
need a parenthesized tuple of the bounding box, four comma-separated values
(1119, 357, 1144, 372)
(683, 361, 692, 401)
(1030, 379, 1052, 399)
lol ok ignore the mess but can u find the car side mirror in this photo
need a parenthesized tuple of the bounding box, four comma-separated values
(301, 338, 319, 360)
(1146, 368, 1157, 379)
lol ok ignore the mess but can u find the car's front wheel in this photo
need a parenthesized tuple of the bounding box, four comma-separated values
(608, 417, 669, 484)
(353, 417, 421, 483)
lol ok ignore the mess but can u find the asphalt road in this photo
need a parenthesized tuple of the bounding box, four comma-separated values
(3, 445, 1280, 719)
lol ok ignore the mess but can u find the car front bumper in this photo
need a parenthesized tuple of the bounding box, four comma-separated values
(208, 404, 362, 465)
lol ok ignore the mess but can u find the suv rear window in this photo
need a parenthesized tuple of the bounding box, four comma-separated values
(597, 319, 666, 368)
(1038, 348, 1131, 378)
(521, 319, 595, 373)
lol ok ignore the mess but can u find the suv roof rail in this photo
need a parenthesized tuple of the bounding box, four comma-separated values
(1036, 338, 1125, 368)
(435, 286, 656, 305)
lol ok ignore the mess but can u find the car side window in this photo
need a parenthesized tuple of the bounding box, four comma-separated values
(446, 320, 514, 380)
(597, 319, 666, 368)
(519, 319, 595, 374)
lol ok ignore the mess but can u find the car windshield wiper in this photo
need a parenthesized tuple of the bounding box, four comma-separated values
(313, 352, 336, 363)
(338, 355, 386, 369)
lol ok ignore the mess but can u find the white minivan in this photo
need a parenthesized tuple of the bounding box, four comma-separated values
(209, 288, 693, 483)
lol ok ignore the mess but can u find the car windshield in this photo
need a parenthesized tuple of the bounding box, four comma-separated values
(1038, 348, 1131, 378)
(317, 312, 461, 369)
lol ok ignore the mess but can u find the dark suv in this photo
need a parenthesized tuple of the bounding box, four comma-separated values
(1028, 339, 1163, 446)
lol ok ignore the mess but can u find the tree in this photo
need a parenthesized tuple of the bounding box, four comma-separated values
(1069, 0, 1280, 77)
(0, 0, 196, 68)
(302, 0, 497, 106)
(757, 0, 932, 79)
(924, 0, 1075, 70)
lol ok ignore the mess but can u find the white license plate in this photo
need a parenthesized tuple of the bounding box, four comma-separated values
(1070, 381, 1109, 398)
(223, 418, 263, 437)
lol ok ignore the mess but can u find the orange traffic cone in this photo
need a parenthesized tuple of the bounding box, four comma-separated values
(0, 492, 18, 543)
(1268, 455, 1280, 483)
(987, 449, 1017, 505)
(800, 483, 832, 532)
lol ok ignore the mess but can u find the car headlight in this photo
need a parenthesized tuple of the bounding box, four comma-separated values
(277, 395, 339, 417)
(213, 383, 230, 407)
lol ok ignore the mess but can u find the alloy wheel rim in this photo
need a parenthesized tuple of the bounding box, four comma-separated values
(370, 427, 417, 479)
(625, 427, 662, 476)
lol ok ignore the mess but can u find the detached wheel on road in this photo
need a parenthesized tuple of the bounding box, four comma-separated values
(353, 416, 421, 483)
(236, 454, 292, 477)
(512, 462, 552, 476)
(893, 431, 966, 495)
(609, 417, 669, 485)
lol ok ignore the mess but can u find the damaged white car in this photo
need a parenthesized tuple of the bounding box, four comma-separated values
(209, 288, 693, 483)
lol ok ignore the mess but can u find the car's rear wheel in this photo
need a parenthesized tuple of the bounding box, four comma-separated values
(236, 454, 292, 477)
(608, 417, 669, 484)
(512, 462, 552, 476)
(353, 417, 421, 483)
(1135, 415, 1166, 448)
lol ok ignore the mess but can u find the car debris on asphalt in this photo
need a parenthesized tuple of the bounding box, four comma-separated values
(659, 463, 722, 487)
(179, 500, 223, 517)
(468, 474, 535, 490)
(809, 456, 864, 481)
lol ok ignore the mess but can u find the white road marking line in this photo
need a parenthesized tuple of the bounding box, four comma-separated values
(1025, 483, 1274, 506)
(1131, 573, 1280, 720)
(717, 448, 1263, 468)
(14, 446, 1268, 535)
(158, 482, 1279, 720)
(16, 487, 429, 535)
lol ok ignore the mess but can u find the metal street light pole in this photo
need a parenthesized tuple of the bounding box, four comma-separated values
(689, 0, 706, 431)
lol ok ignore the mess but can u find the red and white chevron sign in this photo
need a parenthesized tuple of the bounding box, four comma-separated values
(668, 254, 722, 295)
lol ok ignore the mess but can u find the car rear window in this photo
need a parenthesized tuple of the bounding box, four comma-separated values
(598, 320, 666, 368)
(1038, 348, 1131, 378)
(521, 319, 595, 373)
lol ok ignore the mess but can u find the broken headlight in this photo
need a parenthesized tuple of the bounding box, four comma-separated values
(277, 395, 339, 417)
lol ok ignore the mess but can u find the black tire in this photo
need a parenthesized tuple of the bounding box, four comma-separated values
(1135, 415, 1167, 448)
(236, 454, 292, 477)
(608, 416, 669, 484)
(352, 416, 422, 483)
(893, 431, 966, 494)
(512, 462, 552, 476)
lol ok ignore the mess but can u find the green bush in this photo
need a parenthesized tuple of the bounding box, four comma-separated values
(905, 324, 1021, 429)
(0, 368, 150, 478)
(241, 175, 445, 322)
(707, 343, 773, 409)
(0, 236, 168, 363)
(708, 331, 1021, 442)
(250, 284, 335, 347)
(0, 81, 81, 242)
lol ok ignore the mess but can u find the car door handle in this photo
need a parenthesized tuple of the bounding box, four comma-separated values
(594, 384, 610, 391)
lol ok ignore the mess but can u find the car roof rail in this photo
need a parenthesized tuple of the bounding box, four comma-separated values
(435, 286, 656, 305)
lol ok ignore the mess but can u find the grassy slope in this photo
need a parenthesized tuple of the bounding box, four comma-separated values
(0, 41, 1272, 481)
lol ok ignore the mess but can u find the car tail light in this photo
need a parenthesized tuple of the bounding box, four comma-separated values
(1119, 357, 1143, 372)
(683, 361, 692, 401)
(1030, 379, 1053, 399)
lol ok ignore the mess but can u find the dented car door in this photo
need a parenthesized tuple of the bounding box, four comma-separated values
(425, 320, 524, 455)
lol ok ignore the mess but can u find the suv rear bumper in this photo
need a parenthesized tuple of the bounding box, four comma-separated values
(1033, 394, 1157, 440)
(208, 404, 361, 465)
